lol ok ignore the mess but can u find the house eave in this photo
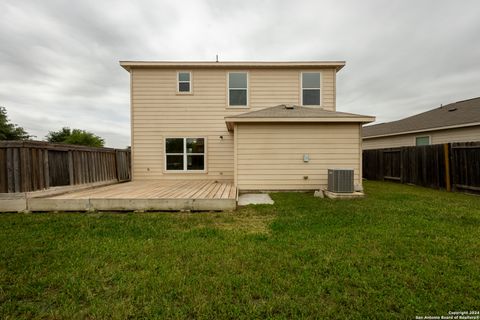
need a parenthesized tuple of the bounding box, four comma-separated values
(119, 60, 346, 72)
(225, 116, 376, 131)
(362, 122, 480, 139)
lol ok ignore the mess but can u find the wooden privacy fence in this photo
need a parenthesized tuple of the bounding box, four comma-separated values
(0, 141, 131, 193)
(363, 142, 480, 192)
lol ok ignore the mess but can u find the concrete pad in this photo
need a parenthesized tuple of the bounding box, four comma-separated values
(323, 190, 365, 199)
(3, 197, 236, 212)
(0, 193, 25, 200)
(27, 198, 91, 211)
(90, 198, 236, 211)
(238, 193, 274, 206)
(0, 199, 27, 212)
(314, 190, 324, 198)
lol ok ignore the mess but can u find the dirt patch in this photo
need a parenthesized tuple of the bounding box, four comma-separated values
(169, 208, 276, 234)
(211, 214, 275, 234)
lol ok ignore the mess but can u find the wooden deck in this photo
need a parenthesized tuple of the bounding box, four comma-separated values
(51, 180, 236, 200)
(23, 180, 237, 212)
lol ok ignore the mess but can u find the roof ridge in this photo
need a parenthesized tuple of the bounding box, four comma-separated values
(454, 96, 480, 104)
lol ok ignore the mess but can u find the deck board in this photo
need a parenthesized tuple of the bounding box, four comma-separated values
(206, 183, 222, 199)
(51, 180, 236, 200)
(221, 184, 232, 199)
(190, 181, 213, 199)
(194, 182, 217, 199)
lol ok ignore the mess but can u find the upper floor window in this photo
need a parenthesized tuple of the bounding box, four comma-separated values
(301, 72, 321, 106)
(228, 72, 248, 107)
(177, 72, 191, 93)
(415, 136, 430, 146)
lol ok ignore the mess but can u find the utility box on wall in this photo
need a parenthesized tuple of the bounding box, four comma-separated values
(328, 169, 354, 193)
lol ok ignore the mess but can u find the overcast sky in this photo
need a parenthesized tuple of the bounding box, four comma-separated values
(1, 0, 479, 147)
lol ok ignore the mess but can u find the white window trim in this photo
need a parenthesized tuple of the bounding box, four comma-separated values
(414, 135, 431, 146)
(227, 71, 249, 108)
(300, 71, 322, 106)
(164, 137, 207, 173)
(177, 71, 193, 94)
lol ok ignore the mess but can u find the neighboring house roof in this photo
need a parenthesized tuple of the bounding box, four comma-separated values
(119, 60, 346, 71)
(363, 97, 480, 139)
(225, 105, 375, 131)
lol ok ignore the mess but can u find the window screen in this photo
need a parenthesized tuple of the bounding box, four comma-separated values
(229, 72, 247, 106)
(178, 72, 191, 93)
(302, 72, 321, 106)
(415, 136, 430, 146)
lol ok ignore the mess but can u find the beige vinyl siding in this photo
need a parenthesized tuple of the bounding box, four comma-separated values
(235, 123, 361, 190)
(320, 68, 336, 110)
(362, 125, 480, 150)
(362, 134, 415, 150)
(132, 68, 232, 180)
(430, 126, 480, 143)
(131, 67, 337, 181)
(248, 69, 336, 110)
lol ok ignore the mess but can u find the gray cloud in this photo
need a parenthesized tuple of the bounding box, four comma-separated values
(1, 0, 479, 147)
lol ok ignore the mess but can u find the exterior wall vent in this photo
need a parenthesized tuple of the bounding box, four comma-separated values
(284, 104, 295, 109)
(327, 169, 354, 193)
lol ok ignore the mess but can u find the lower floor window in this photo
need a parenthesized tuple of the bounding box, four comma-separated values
(165, 137, 205, 171)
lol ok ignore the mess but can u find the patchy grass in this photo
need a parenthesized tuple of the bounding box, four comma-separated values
(0, 181, 479, 319)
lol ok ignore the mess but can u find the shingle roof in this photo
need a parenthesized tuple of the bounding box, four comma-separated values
(224, 105, 375, 131)
(227, 104, 373, 119)
(363, 97, 480, 138)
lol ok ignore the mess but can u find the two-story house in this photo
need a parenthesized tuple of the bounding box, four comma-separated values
(120, 61, 375, 193)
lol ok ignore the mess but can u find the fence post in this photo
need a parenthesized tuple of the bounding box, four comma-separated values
(20, 148, 28, 192)
(126, 150, 131, 181)
(400, 147, 404, 183)
(379, 150, 384, 181)
(450, 143, 456, 192)
(13, 148, 20, 192)
(6, 148, 14, 192)
(43, 149, 50, 189)
(115, 150, 120, 181)
(443, 143, 451, 191)
(68, 150, 74, 185)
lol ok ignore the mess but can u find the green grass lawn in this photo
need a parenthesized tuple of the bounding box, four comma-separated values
(1, 181, 479, 319)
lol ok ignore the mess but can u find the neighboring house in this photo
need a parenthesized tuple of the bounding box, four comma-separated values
(363, 97, 480, 150)
(120, 61, 375, 191)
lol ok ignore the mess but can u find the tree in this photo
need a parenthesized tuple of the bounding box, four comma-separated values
(45, 127, 72, 143)
(0, 107, 31, 140)
(46, 127, 105, 147)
